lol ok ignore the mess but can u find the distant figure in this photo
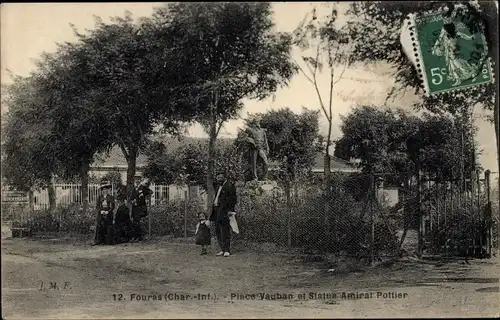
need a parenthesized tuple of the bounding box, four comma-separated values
(210, 173, 237, 257)
(195, 212, 211, 255)
(92, 181, 115, 246)
(245, 119, 270, 181)
(131, 178, 152, 242)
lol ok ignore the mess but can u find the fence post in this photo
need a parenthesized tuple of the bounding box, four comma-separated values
(444, 181, 448, 256)
(484, 170, 491, 257)
(286, 179, 292, 247)
(476, 171, 482, 256)
(148, 199, 152, 240)
(370, 173, 375, 266)
(417, 169, 423, 258)
(28, 189, 34, 212)
(184, 190, 188, 239)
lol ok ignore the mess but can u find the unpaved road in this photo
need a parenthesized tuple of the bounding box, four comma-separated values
(2, 236, 499, 319)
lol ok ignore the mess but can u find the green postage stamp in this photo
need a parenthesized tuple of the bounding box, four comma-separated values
(411, 7, 493, 95)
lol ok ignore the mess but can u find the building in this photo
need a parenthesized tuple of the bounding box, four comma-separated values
(89, 137, 360, 182)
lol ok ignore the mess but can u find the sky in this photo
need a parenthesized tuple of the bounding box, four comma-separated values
(1, 2, 498, 173)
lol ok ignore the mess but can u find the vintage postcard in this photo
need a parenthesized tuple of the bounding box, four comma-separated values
(1, 2, 499, 319)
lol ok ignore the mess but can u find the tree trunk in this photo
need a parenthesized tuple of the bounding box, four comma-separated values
(206, 88, 219, 209)
(125, 146, 138, 217)
(28, 189, 34, 212)
(324, 145, 331, 183)
(324, 136, 333, 251)
(48, 176, 56, 213)
(324, 116, 334, 183)
(207, 118, 217, 209)
(80, 163, 90, 214)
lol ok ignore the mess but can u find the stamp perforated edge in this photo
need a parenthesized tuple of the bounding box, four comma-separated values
(410, 6, 494, 97)
(407, 13, 430, 96)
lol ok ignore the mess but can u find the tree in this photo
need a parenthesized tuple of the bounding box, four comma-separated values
(345, 1, 499, 204)
(100, 171, 123, 186)
(335, 105, 478, 184)
(37, 41, 115, 213)
(292, 3, 353, 182)
(143, 137, 243, 188)
(143, 139, 207, 187)
(335, 106, 418, 175)
(2, 34, 119, 214)
(152, 2, 297, 205)
(245, 108, 323, 179)
(2, 75, 58, 211)
(65, 12, 199, 211)
(142, 140, 180, 186)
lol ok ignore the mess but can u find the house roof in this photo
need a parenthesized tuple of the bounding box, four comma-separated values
(312, 152, 359, 172)
(93, 147, 148, 167)
(91, 136, 358, 173)
(91, 136, 233, 168)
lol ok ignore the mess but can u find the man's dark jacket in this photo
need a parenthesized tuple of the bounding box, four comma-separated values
(210, 181, 237, 224)
(132, 185, 152, 218)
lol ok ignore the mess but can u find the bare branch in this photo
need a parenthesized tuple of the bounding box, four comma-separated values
(293, 58, 315, 85)
(215, 119, 224, 137)
(333, 51, 350, 85)
(313, 42, 321, 80)
(309, 42, 332, 121)
(305, 59, 316, 76)
(328, 64, 334, 120)
(333, 60, 348, 85)
(295, 55, 330, 121)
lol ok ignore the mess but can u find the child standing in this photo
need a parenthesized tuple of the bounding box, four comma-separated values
(195, 212, 211, 255)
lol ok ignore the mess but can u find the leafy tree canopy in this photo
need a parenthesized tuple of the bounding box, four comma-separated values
(240, 108, 323, 174)
(335, 105, 478, 182)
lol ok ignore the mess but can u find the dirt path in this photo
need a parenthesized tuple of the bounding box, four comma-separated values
(2, 237, 499, 319)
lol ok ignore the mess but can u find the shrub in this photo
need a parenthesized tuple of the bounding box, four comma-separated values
(21, 203, 95, 235)
(149, 197, 204, 237)
(236, 190, 288, 245)
(426, 195, 494, 256)
(23, 212, 60, 233)
(235, 175, 399, 257)
(58, 203, 95, 234)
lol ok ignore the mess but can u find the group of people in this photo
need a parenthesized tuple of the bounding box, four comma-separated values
(91, 173, 239, 258)
(92, 179, 152, 246)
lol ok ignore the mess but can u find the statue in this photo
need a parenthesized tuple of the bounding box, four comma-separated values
(243, 119, 269, 181)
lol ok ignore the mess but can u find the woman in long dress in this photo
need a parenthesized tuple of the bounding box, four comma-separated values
(431, 15, 479, 86)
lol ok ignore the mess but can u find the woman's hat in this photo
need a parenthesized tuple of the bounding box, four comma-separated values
(100, 180, 112, 189)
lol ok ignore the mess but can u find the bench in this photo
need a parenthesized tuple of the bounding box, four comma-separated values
(10, 227, 32, 238)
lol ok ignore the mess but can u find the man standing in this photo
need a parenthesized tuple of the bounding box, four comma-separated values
(114, 185, 133, 244)
(131, 178, 152, 242)
(92, 181, 115, 246)
(246, 119, 270, 181)
(210, 173, 237, 257)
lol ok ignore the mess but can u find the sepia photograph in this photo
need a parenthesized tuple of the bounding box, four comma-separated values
(1, 2, 499, 318)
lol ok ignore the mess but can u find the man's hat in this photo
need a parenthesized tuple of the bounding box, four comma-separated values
(100, 180, 112, 189)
